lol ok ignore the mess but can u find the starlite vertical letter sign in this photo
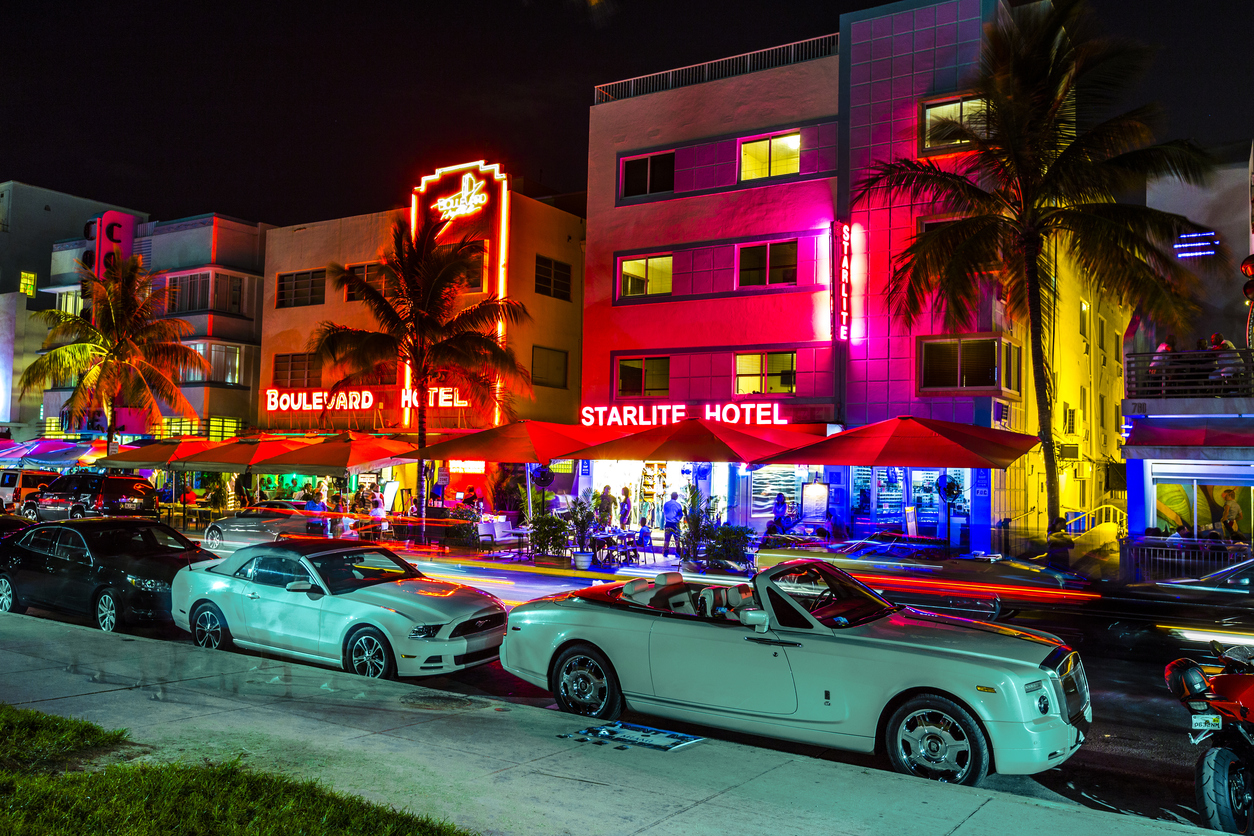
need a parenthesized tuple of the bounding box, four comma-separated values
(838, 222, 852, 341)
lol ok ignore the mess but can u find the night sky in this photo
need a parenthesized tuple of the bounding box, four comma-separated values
(3, 1, 1250, 227)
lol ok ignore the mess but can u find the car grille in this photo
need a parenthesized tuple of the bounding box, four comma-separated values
(1042, 648, 1090, 726)
(453, 646, 499, 666)
(449, 612, 505, 638)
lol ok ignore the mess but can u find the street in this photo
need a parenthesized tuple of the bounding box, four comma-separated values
(9, 553, 1213, 830)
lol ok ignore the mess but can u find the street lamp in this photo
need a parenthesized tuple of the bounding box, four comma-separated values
(1242, 255, 1254, 347)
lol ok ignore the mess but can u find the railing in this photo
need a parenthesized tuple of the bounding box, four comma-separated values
(1119, 536, 1250, 582)
(1066, 504, 1127, 536)
(1125, 348, 1254, 399)
(593, 34, 838, 104)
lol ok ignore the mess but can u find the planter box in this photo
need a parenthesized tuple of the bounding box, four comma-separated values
(533, 553, 571, 569)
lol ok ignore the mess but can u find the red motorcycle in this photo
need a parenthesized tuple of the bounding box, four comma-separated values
(1166, 641, 1254, 833)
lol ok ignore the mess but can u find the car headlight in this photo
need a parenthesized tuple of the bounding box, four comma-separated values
(1036, 694, 1051, 715)
(127, 575, 170, 592)
(409, 624, 445, 639)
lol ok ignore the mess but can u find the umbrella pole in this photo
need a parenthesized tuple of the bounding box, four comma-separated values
(525, 464, 534, 522)
(419, 459, 427, 546)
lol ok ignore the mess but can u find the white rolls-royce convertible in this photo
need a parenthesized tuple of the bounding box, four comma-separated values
(502, 558, 1090, 786)
(171, 539, 506, 679)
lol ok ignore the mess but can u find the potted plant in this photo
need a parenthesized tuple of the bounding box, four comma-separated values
(530, 513, 570, 568)
(568, 488, 597, 570)
(678, 484, 719, 570)
(706, 524, 755, 574)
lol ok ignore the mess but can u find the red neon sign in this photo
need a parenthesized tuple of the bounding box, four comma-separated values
(434, 173, 488, 221)
(838, 223, 852, 341)
(580, 402, 789, 427)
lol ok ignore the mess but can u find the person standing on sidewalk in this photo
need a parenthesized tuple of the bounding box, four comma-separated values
(619, 486, 632, 530)
(661, 491, 683, 559)
(597, 486, 617, 527)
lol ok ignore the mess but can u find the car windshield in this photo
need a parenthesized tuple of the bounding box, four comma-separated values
(772, 562, 897, 628)
(305, 549, 423, 594)
(1200, 560, 1254, 584)
(84, 524, 198, 557)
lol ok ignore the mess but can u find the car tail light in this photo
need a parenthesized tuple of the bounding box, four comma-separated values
(93, 495, 104, 510)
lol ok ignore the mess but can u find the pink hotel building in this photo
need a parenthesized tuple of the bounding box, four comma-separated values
(583, 0, 1042, 549)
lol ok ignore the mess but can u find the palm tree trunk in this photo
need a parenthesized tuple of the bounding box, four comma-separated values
(1022, 235, 1061, 529)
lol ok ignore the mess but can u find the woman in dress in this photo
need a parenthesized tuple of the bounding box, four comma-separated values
(619, 486, 632, 530)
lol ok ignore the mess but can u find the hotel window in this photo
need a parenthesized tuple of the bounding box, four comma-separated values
(183, 343, 207, 383)
(617, 357, 670, 398)
(276, 269, 326, 308)
(532, 346, 568, 389)
(210, 345, 242, 385)
(273, 353, 322, 388)
(1097, 316, 1107, 353)
(346, 263, 389, 301)
(162, 417, 198, 438)
(735, 352, 797, 395)
(206, 417, 244, 441)
(919, 337, 1002, 391)
(1099, 393, 1107, 429)
(214, 273, 245, 314)
(19, 271, 36, 296)
(535, 255, 572, 301)
(1079, 300, 1089, 339)
(57, 290, 83, 316)
(921, 95, 984, 151)
(620, 255, 672, 298)
(167, 272, 211, 313)
(621, 152, 675, 198)
(464, 241, 485, 292)
(740, 132, 800, 181)
(739, 241, 798, 287)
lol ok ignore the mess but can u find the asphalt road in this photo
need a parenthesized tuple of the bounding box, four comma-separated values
(13, 556, 1215, 830)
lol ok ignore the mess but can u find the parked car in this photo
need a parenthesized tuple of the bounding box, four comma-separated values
(0, 519, 213, 631)
(0, 469, 57, 511)
(202, 501, 331, 551)
(22, 474, 158, 522)
(502, 558, 1091, 786)
(0, 514, 32, 538)
(170, 540, 506, 679)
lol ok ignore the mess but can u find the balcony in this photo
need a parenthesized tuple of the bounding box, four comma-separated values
(593, 34, 838, 105)
(1123, 349, 1254, 417)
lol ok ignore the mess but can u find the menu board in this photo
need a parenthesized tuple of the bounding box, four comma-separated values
(801, 482, 828, 520)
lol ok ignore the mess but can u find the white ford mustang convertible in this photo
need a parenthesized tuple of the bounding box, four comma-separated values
(172, 539, 506, 679)
(502, 558, 1090, 785)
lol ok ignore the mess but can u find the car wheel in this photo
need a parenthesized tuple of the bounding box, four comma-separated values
(0, 575, 27, 614)
(344, 627, 396, 679)
(94, 588, 125, 633)
(70, 507, 86, 520)
(22, 505, 38, 521)
(204, 527, 224, 550)
(191, 602, 232, 650)
(886, 694, 990, 786)
(552, 644, 623, 720)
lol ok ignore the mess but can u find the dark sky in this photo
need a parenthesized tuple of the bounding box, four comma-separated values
(3, 1, 1250, 227)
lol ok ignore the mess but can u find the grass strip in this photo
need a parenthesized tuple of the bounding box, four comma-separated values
(0, 761, 477, 836)
(0, 703, 127, 773)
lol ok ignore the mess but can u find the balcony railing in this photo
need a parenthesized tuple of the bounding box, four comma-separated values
(1124, 348, 1254, 399)
(1119, 536, 1250, 582)
(593, 34, 838, 104)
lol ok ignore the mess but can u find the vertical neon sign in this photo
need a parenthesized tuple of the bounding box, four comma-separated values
(837, 222, 852, 341)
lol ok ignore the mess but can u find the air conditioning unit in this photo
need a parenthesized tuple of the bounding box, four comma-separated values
(992, 399, 1011, 426)
(1060, 443, 1081, 459)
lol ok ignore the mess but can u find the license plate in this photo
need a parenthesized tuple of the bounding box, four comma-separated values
(1193, 714, 1222, 730)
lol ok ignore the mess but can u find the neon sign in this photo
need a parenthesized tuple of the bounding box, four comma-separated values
(838, 223, 851, 341)
(265, 386, 470, 413)
(434, 173, 488, 221)
(449, 460, 486, 474)
(580, 402, 790, 428)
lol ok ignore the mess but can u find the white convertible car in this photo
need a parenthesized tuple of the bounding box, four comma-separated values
(171, 539, 506, 678)
(502, 558, 1090, 786)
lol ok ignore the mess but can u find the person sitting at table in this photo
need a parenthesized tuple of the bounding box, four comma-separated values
(304, 491, 329, 537)
(366, 498, 387, 541)
(1167, 523, 1194, 541)
(180, 486, 198, 505)
(464, 485, 479, 510)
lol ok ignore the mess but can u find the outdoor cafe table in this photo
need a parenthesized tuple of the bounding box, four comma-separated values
(589, 529, 637, 565)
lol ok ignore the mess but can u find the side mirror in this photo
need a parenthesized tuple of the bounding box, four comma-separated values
(285, 580, 313, 593)
(740, 607, 770, 634)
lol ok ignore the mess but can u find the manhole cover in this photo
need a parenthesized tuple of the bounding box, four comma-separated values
(399, 693, 483, 710)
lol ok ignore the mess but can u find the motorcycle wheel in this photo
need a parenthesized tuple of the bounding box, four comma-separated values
(1198, 746, 1254, 833)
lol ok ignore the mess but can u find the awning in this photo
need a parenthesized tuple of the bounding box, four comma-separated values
(1123, 418, 1254, 461)
(757, 415, 1040, 469)
(402, 420, 625, 465)
(97, 436, 223, 470)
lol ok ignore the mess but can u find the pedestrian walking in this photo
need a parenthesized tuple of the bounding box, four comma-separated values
(661, 491, 683, 559)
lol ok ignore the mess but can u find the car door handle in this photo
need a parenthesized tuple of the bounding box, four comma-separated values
(246, 592, 260, 600)
(744, 636, 802, 647)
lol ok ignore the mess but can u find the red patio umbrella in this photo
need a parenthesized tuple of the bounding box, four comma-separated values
(562, 418, 792, 463)
(402, 420, 625, 465)
(756, 415, 1039, 469)
(97, 436, 222, 469)
(172, 433, 313, 472)
(251, 431, 421, 478)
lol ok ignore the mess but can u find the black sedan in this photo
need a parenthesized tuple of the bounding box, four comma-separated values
(0, 519, 214, 632)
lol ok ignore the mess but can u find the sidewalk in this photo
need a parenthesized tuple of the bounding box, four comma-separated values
(0, 614, 1198, 836)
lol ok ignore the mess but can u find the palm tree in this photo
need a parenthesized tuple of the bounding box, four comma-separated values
(310, 219, 531, 534)
(20, 255, 209, 446)
(852, 0, 1225, 526)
